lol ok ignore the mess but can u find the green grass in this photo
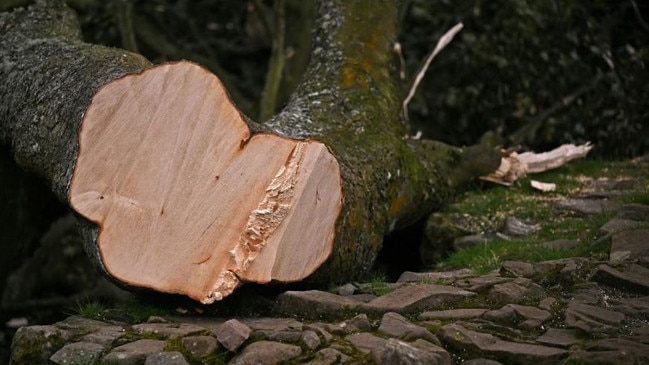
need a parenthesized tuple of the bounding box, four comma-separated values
(71, 296, 172, 323)
(435, 158, 649, 274)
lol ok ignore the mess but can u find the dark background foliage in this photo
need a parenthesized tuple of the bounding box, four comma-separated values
(62, 0, 649, 158)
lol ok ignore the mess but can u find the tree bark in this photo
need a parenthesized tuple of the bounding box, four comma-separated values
(0, 0, 500, 303)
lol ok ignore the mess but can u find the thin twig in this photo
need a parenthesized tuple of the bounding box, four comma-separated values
(402, 22, 464, 122)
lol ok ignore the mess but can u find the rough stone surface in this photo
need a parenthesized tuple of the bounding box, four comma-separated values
(610, 230, 649, 262)
(483, 304, 552, 330)
(49, 341, 105, 365)
(488, 278, 545, 305)
(599, 218, 642, 235)
(181, 335, 219, 358)
(592, 263, 649, 294)
(378, 312, 437, 343)
(565, 301, 625, 333)
(340, 314, 372, 333)
(345, 332, 386, 354)
(372, 338, 451, 365)
(228, 341, 301, 365)
(312, 348, 349, 365)
(555, 198, 618, 215)
(300, 330, 321, 350)
(397, 269, 473, 284)
(617, 203, 649, 221)
(500, 261, 534, 278)
(419, 308, 488, 321)
(363, 284, 475, 314)
(535, 328, 579, 348)
(215, 319, 251, 352)
(438, 324, 567, 365)
(503, 217, 539, 236)
(273, 290, 362, 318)
(102, 339, 166, 365)
(144, 351, 190, 365)
(131, 323, 206, 339)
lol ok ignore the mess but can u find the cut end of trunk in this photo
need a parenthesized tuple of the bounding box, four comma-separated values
(69, 61, 343, 303)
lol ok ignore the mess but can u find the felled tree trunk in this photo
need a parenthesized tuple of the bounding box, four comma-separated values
(0, 0, 500, 303)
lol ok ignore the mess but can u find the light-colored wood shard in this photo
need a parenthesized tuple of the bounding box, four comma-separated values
(480, 143, 593, 186)
(69, 62, 343, 303)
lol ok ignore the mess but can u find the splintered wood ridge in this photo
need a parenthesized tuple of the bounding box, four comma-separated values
(207, 142, 306, 303)
(233, 142, 306, 271)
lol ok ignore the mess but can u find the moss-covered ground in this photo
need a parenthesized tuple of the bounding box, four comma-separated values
(435, 157, 649, 275)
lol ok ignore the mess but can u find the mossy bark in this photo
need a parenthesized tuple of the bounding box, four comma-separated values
(0, 0, 499, 291)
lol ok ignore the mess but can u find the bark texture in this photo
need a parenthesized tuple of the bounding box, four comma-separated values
(0, 0, 500, 299)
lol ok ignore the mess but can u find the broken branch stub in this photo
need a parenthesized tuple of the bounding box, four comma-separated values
(69, 62, 343, 304)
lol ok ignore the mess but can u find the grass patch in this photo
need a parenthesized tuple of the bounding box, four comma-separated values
(435, 158, 649, 274)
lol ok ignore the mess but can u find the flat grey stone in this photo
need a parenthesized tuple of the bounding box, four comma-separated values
(80, 325, 125, 346)
(339, 314, 372, 333)
(610, 230, 649, 262)
(397, 269, 474, 284)
(438, 324, 567, 365)
(565, 301, 625, 333)
(181, 335, 219, 358)
(102, 339, 166, 365)
(456, 273, 512, 292)
(50, 341, 105, 365)
(617, 203, 649, 221)
(301, 330, 321, 350)
(500, 261, 534, 278)
(304, 323, 334, 342)
(311, 348, 350, 365)
(585, 338, 649, 363)
(131, 322, 206, 339)
(488, 278, 545, 305)
(240, 317, 303, 332)
(533, 257, 588, 277)
(273, 290, 362, 319)
(419, 308, 488, 321)
(362, 284, 475, 314)
(378, 312, 437, 343)
(345, 332, 387, 354)
(599, 218, 642, 235)
(555, 198, 618, 215)
(540, 239, 579, 250)
(565, 350, 642, 365)
(503, 217, 539, 236)
(610, 295, 649, 316)
(538, 297, 558, 312)
(536, 328, 579, 348)
(372, 338, 451, 365)
(144, 351, 190, 365)
(55, 316, 110, 333)
(228, 341, 301, 365)
(215, 319, 251, 352)
(462, 359, 503, 365)
(592, 263, 649, 294)
(483, 304, 552, 330)
(308, 322, 347, 336)
(241, 316, 302, 342)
